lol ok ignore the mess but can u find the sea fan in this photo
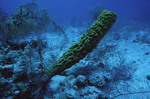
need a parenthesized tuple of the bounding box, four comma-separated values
(0, 2, 64, 42)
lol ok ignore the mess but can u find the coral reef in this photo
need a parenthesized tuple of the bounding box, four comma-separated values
(0, 9, 116, 98)
(47, 67, 110, 98)
(0, 39, 47, 99)
(0, 2, 64, 42)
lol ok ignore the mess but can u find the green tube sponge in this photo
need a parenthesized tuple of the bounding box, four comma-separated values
(45, 10, 117, 78)
(23, 10, 116, 98)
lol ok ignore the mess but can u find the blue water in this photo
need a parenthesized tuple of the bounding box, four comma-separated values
(1, 0, 150, 99)
(1, 0, 150, 23)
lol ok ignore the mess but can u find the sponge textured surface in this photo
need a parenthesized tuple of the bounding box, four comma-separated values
(46, 10, 117, 78)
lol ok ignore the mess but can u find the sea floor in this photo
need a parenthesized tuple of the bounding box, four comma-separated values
(41, 25, 150, 98)
(0, 25, 150, 99)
